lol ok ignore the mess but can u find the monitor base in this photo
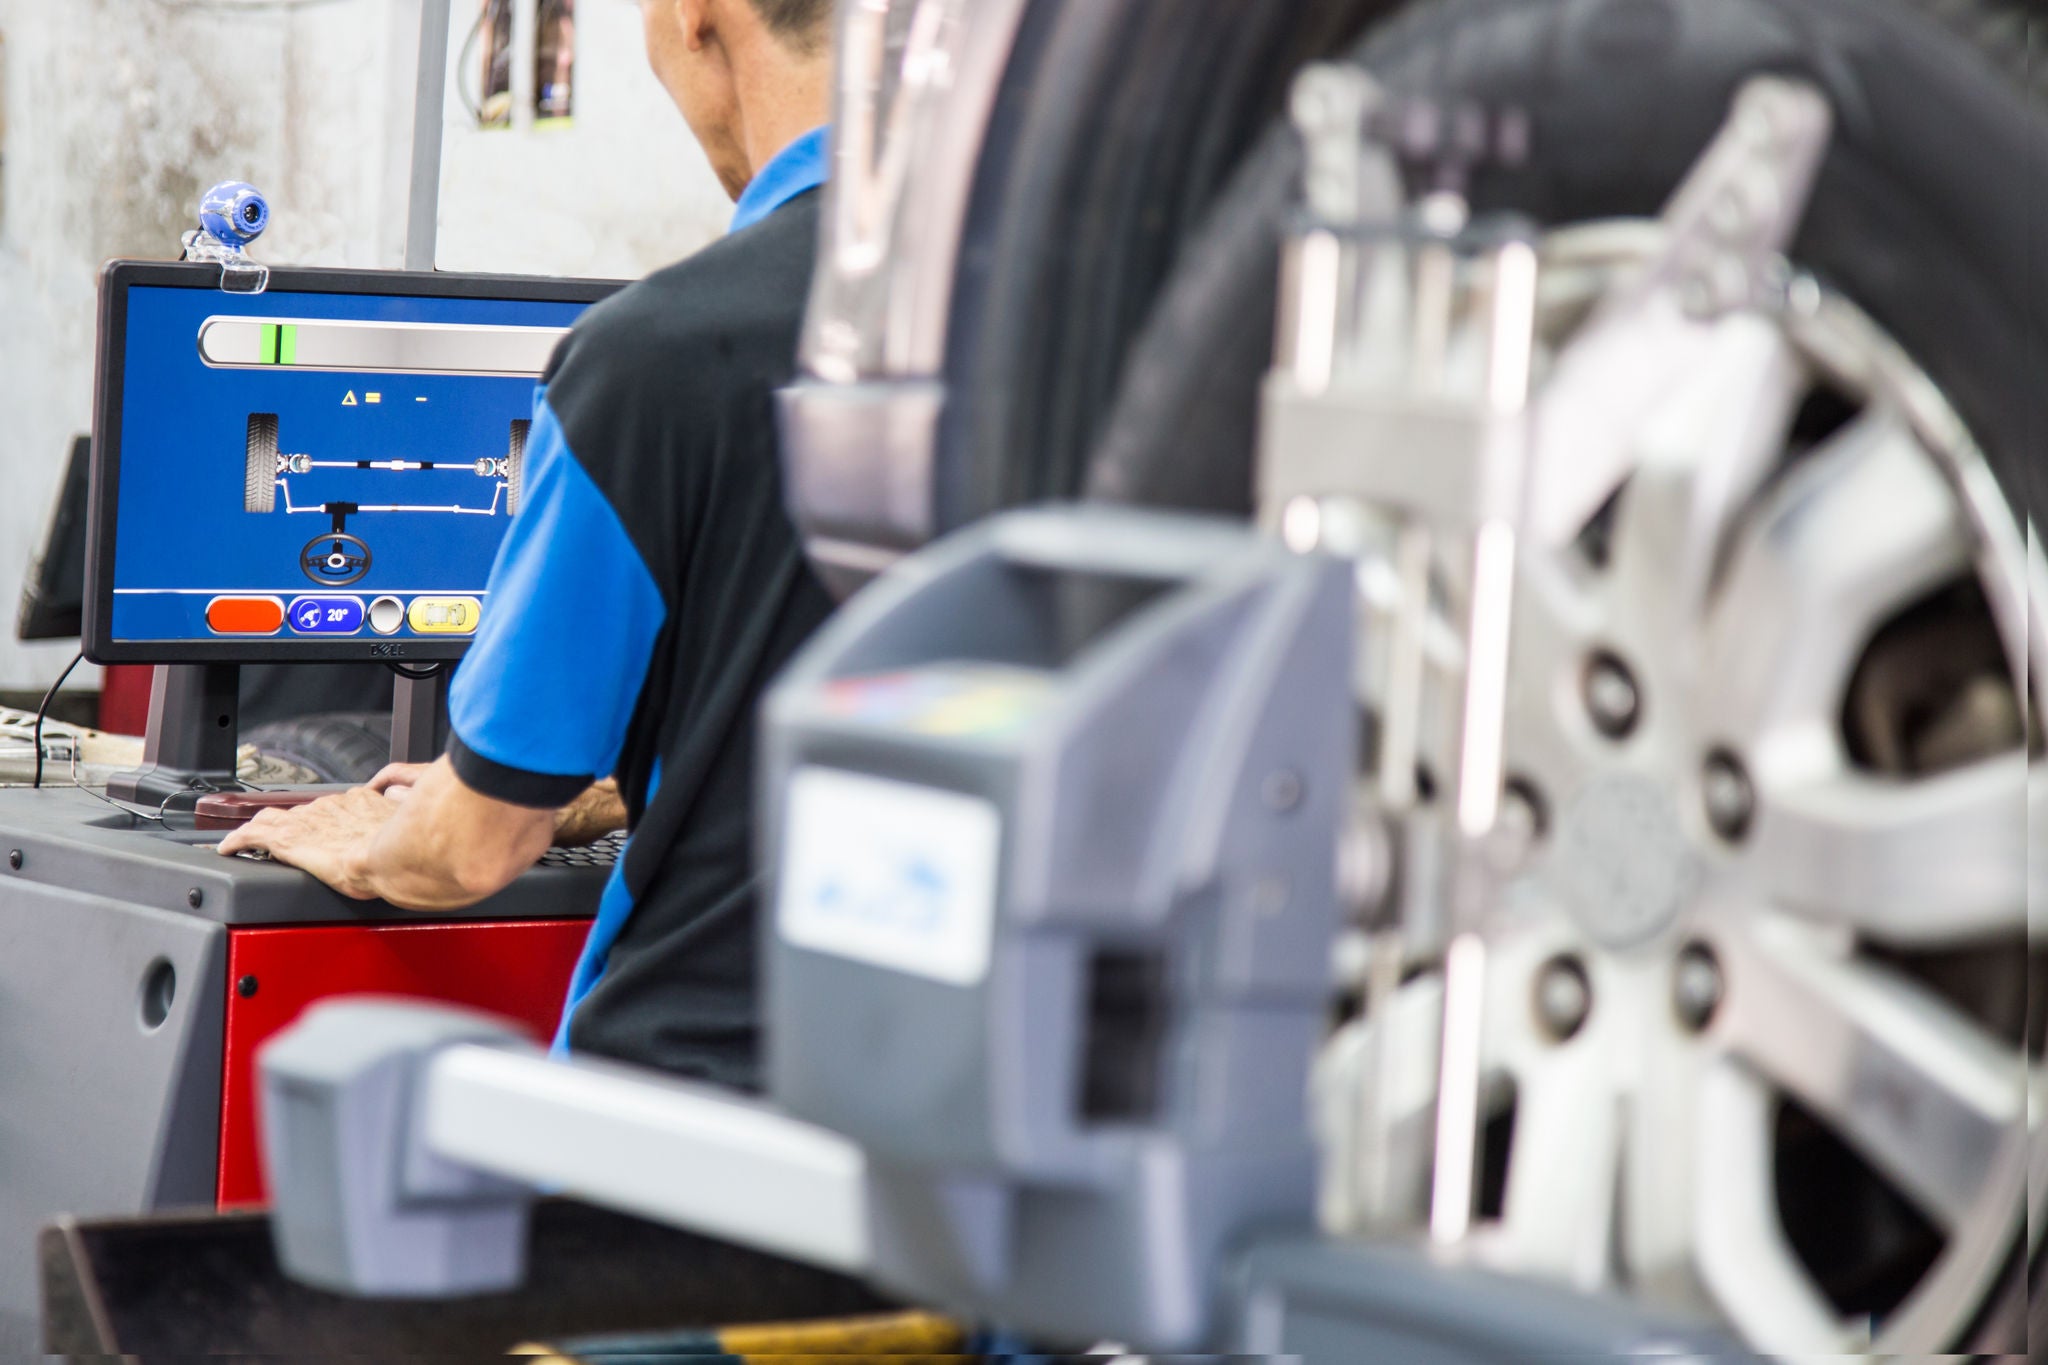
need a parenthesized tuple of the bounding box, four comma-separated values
(103, 664, 246, 814)
(103, 768, 249, 816)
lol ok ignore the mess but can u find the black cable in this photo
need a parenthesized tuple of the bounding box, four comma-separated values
(31, 649, 86, 790)
(69, 771, 171, 824)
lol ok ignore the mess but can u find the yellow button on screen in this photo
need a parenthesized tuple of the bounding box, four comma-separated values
(407, 596, 483, 635)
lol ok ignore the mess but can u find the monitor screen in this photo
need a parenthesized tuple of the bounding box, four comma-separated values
(85, 262, 620, 663)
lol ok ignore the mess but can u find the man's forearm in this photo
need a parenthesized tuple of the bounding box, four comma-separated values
(353, 816, 541, 910)
(364, 760, 558, 910)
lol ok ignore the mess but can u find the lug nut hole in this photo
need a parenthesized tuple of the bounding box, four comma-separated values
(1534, 955, 1592, 1043)
(1700, 748, 1756, 842)
(1582, 650, 1642, 740)
(1673, 942, 1724, 1033)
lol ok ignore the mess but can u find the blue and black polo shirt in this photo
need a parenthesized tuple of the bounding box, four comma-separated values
(445, 129, 835, 1087)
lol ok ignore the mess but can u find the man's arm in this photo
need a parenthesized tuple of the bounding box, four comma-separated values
(217, 757, 555, 910)
(371, 764, 627, 848)
(554, 778, 628, 847)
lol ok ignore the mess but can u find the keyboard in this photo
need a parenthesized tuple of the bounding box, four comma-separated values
(539, 831, 626, 869)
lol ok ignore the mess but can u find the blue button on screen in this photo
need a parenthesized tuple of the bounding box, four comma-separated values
(288, 596, 366, 635)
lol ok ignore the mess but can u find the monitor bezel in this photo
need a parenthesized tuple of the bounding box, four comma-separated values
(85, 260, 619, 665)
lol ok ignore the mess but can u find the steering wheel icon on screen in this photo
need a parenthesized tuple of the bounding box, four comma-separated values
(301, 533, 372, 587)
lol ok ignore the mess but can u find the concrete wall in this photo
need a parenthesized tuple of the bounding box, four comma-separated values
(0, 0, 729, 694)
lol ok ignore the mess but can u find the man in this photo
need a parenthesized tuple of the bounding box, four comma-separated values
(219, 0, 839, 1090)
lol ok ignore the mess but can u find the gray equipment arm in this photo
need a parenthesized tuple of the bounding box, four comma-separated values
(259, 1000, 869, 1296)
(260, 1000, 537, 1297)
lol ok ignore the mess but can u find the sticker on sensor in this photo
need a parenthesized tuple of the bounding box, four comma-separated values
(778, 766, 1000, 986)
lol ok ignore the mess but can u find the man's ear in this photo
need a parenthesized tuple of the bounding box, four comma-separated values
(672, 0, 710, 50)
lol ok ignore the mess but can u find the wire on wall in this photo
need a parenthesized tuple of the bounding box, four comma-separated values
(457, 0, 507, 125)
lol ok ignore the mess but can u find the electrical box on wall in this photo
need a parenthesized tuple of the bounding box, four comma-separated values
(465, 0, 575, 130)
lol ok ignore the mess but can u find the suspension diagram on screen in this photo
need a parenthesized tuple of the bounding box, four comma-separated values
(242, 412, 527, 587)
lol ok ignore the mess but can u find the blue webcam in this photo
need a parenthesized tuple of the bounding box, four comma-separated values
(199, 181, 270, 250)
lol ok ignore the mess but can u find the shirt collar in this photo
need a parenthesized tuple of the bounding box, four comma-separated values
(729, 125, 830, 234)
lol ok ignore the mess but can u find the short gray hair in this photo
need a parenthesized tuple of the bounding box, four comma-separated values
(750, 0, 833, 53)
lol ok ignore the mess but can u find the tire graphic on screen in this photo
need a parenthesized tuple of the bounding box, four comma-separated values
(245, 413, 279, 512)
(506, 419, 529, 515)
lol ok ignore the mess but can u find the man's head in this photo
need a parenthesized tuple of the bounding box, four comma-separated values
(642, 0, 835, 201)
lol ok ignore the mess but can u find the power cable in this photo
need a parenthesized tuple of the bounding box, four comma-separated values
(30, 648, 84, 790)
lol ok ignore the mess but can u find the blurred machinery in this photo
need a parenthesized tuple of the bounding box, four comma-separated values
(180, 0, 2048, 1358)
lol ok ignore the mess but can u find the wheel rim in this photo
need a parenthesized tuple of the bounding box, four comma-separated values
(1338, 220, 2043, 1355)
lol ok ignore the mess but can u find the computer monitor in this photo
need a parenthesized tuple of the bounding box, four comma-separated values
(84, 262, 620, 665)
(18, 435, 91, 643)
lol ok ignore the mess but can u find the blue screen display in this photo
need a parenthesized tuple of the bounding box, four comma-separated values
(108, 284, 593, 650)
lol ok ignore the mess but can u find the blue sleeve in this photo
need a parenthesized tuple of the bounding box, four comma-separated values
(446, 389, 667, 808)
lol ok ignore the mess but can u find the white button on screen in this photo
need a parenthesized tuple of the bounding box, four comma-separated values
(368, 596, 406, 635)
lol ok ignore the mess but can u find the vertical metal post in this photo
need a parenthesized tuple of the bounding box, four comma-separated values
(1427, 235, 1539, 1248)
(379, 0, 454, 271)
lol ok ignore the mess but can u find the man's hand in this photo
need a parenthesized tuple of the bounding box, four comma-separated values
(367, 763, 433, 798)
(215, 757, 557, 911)
(217, 786, 399, 898)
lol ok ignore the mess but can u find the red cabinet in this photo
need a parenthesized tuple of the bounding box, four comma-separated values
(217, 918, 589, 1207)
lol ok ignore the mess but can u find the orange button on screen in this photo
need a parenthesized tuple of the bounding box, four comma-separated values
(206, 596, 285, 635)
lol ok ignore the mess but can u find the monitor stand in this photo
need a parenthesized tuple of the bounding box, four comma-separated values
(105, 664, 447, 813)
(389, 668, 445, 766)
(104, 664, 245, 813)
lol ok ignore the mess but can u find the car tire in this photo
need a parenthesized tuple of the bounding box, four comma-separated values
(244, 413, 278, 513)
(506, 419, 529, 516)
(243, 711, 392, 785)
(1080, 0, 2040, 1349)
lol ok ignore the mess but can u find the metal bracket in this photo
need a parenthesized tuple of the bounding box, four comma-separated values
(180, 231, 270, 297)
(1526, 77, 1833, 548)
(1260, 61, 1551, 1251)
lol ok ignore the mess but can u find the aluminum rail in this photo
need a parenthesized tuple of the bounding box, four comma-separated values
(417, 1043, 873, 1273)
(382, 0, 454, 271)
